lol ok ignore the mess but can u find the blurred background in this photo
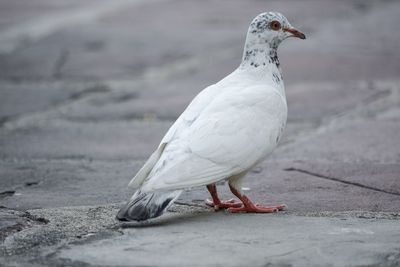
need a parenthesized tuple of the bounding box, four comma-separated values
(1, 0, 399, 212)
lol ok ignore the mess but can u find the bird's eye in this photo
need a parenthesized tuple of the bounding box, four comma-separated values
(270, 20, 281, 31)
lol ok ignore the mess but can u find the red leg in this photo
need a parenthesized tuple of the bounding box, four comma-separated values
(205, 184, 242, 211)
(227, 184, 286, 213)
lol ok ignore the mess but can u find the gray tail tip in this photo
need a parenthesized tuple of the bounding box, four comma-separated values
(116, 200, 147, 222)
(115, 209, 130, 221)
(116, 193, 174, 222)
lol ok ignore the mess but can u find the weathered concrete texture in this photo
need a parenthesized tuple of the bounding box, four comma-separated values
(275, 119, 400, 164)
(0, 205, 121, 266)
(1, 205, 400, 267)
(1, 0, 399, 83)
(0, 81, 96, 122)
(0, 120, 170, 161)
(0, 159, 136, 210)
(1, 0, 400, 266)
(0, 208, 46, 244)
(59, 213, 400, 267)
(239, 161, 400, 213)
(285, 81, 390, 123)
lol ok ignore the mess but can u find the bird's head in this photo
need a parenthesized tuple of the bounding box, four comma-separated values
(247, 12, 305, 49)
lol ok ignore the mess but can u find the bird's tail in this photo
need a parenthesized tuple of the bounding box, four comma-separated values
(116, 190, 181, 221)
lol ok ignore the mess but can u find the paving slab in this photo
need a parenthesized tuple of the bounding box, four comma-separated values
(275, 119, 400, 164)
(285, 81, 389, 123)
(59, 213, 400, 267)
(0, 159, 139, 210)
(285, 162, 400, 195)
(2, 205, 400, 267)
(0, 120, 171, 161)
(2, 154, 399, 214)
(235, 161, 400, 213)
(0, 81, 108, 124)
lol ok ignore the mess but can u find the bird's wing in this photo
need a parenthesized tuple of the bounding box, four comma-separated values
(128, 82, 222, 189)
(159, 70, 240, 145)
(159, 83, 223, 145)
(128, 143, 167, 188)
(140, 86, 286, 192)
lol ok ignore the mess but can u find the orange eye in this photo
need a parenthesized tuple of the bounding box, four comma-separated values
(270, 20, 281, 31)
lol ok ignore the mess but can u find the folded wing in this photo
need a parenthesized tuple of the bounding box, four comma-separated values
(137, 86, 286, 192)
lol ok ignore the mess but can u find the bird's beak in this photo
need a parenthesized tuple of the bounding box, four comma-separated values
(283, 27, 306, 40)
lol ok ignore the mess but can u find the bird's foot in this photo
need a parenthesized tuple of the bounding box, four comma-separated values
(228, 203, 287, 213)
(205, 198, 243, 211)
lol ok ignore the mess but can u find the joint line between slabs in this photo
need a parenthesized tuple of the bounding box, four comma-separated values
(284, 167, 400, 196)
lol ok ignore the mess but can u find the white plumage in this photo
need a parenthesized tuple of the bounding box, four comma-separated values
(131, 74, 287, 191)
(117, 11, 305, 221)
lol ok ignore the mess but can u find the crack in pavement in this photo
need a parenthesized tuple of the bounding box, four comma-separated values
(284, 167, 400, 196)
(0, 50, 230, 131)
(362, 89, 391, 105)
(68, 84, 111, 101)
(0, 181, 40, 201)
(0, 82, 112, 131)
(0, 208, 49, 243)
(25, 181, 39, 187)
(62, 113, 177, 124)
(0, 191, 16, 200)
(52, 49, 70, 79)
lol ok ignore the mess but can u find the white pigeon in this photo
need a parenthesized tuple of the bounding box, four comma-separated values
(117, 12, 305, 221)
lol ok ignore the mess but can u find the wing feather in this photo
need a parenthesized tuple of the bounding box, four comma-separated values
(139, 86, 286, 191)
(142, 154, 237, 191)
(128, 143, 167, 188)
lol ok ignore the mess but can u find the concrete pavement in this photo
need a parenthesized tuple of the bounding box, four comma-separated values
(0, 0, 399, 266)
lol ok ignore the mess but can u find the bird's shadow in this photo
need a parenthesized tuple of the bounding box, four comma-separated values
(117, 209, 216, 228)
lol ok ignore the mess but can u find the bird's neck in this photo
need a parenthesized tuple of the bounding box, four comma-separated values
(240, 42, 281, 72)
(239, 42, 285, 92)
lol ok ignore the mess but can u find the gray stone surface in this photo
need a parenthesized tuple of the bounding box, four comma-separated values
(0, 0, 400, 266)
(60, 213, 400, 267)
(1, 205, 400, 267)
